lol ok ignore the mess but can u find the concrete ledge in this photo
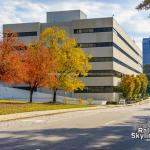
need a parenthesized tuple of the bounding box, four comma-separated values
(126, 98, 150, 106)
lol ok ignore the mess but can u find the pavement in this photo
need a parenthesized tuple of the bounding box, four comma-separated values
(0, 98, 150, 122)
(0, 105, 106, 122)
(0, 100, 150, 150)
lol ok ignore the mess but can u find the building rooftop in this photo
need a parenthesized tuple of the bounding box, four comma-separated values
(46, 10, 87, 23)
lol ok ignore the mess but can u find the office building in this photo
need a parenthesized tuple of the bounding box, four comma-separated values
(3, 10, 143, 101)
(143, 37, 150, 65)
(143, 37, 150, 94)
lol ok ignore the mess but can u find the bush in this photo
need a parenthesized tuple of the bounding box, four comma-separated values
(106, 101, 118, 105)
(119, 74, 148, 101)
(126, 98, 142, 104)
(143, 96, 149, 100)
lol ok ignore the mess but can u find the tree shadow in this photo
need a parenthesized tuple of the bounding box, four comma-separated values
(140, 108, 150, 111)
(0, 116, 150, 150)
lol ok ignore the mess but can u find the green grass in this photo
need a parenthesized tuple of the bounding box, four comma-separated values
(0, 100, 95, 115)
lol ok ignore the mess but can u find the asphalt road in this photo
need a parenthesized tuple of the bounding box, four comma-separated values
(0, 102, 150, 150)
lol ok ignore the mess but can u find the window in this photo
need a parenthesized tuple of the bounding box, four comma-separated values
(78, 42, 113, 48)
(113, 28, 141, 57)
(89, 57, 113, 62)
(113, 58, 141, 74)
(77, 42, 142, 68)
(87, 70, 123, 77)
(75, 86, 118, 93)
(17, 31, 37, 37)
(113, 43, 139, 64)
(94, 27, 112, 32)
(74, 27, 112, 34)
(74, 26, 141, 57)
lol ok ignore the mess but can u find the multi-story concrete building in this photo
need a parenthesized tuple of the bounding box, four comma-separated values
(3, 10, 143, 101)
(143, 37, 150, 65)
(143, 37, 150, 94)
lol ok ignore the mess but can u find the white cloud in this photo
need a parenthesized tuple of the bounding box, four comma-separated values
(0, 0, 149, 49)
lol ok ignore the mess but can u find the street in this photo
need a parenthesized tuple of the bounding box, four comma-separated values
(0, 103, 150, 150)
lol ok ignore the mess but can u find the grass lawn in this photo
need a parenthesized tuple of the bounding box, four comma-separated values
(0, 100, 95, 115)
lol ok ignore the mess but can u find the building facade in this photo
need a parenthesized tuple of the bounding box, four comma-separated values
(143, 37, 150, 94)
(143, 37, 150, 65)
(3, 10, 143, 101)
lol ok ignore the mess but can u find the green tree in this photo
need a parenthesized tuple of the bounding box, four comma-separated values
(40, 27, 91, 103)
(136, 0, 150, 10)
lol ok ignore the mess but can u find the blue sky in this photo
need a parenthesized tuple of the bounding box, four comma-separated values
(0, 0, 149, 49)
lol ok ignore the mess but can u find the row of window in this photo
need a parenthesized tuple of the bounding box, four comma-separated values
(74, 27, 112, 34)
(88, 56, 140, 74)
(74, 27, 141, 57)
(4, 31, 37, 37)
(78, 42, 113, 48)
(87, 70, 123, 77)
(17, 31, 37, 37)
(113, 43, 139, 64)
(78, 42, 141, 66)
(75, 86, 118, 93)
(113, 28, 140, 57)
(89, 57, 113, 62)
(113, 58, 141, 74)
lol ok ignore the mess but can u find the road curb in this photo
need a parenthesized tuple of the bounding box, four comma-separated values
(0, 98, 150, 122)
(0, 106, 106, 122)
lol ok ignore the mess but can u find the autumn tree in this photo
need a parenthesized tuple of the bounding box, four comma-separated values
(119, 74, 148, 101)
(138, 74, 148, 97)
(22, 41, 57, 103)
(119, 75, 135, 100)
(132, 76, 141, 100)
(0, 32, 22, 85)
(41, 27, 91, 103)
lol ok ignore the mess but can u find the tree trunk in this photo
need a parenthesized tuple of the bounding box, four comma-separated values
(53, 89, 57, 103)
(29, 87, 34, 103)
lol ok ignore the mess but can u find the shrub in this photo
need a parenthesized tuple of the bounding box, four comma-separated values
(106, 101, 118, 105)
(119, 74, 148, 101)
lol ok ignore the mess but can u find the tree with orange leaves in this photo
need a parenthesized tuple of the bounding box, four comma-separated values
(22, 41, 57, 103)
(0, 32, 22, 85)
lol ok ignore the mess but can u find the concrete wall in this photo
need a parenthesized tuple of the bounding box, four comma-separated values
(74, 92, 118, 101)
(3, 22, 40, 44)
(113, 19, 142, 57)
(47, 10, 87, 23)
(80, 77, 113, 86)
(0, 87, 52, 102)
(74, 32, 113, 43)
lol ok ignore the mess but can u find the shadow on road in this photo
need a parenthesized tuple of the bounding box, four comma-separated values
(0, 115, 150, 150)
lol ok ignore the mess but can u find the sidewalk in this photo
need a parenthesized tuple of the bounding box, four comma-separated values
(0, 98, 150, 122)
(0, 106, 106, 122)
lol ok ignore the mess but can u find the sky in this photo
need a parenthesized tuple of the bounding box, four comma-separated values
(0, 0, 149, 49)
